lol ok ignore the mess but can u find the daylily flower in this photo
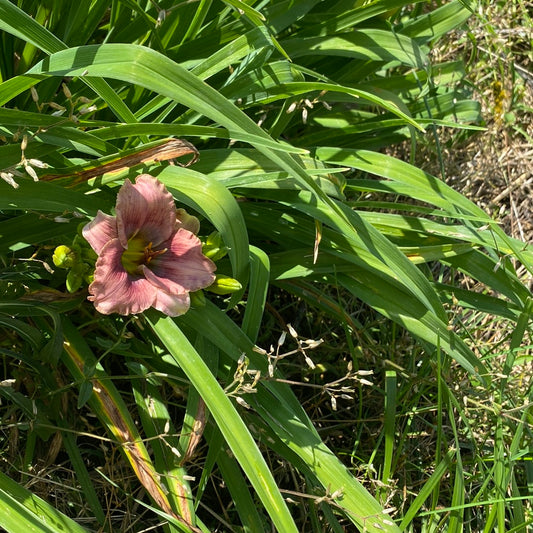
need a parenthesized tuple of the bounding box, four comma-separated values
(82, 175, 216, 316)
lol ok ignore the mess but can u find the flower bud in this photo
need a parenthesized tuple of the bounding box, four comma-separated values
(47, 102, 66, 111)
(53, 245, 77, 269)
(62, 83, 72, 99)
(79, 105, 98, 115)
(28, 159, 48, 169)
(206, 274, 242, 295)
(202, 231, 228, 261)
(23, 162, 39, 181)
(30, 86, 39, 103)
(1, 172, 18, 188)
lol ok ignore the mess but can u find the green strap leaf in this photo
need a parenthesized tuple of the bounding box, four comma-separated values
(146, 313, 299, 533)
(0, 470, 89, 533)
(0, 0, 136, 122)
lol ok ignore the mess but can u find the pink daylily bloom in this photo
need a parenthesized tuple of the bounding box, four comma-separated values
(82, 175, 216, 316)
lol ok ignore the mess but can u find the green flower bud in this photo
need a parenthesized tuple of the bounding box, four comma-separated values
(206, 274, 242, 295)
(202, 231, 228, 261)
(53, 245, 77, 269)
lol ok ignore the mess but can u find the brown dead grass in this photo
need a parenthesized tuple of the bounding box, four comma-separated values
(424, 1, 533, 246)
(390, 0, 533, 398)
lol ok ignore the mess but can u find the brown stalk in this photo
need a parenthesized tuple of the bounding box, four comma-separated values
(41, 138, 199, 186)
(63, 341, 201, 533)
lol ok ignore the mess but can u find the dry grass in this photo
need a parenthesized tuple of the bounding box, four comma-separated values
(421, 1, 533, 247)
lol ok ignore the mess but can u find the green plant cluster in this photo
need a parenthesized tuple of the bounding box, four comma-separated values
(0, 1, 531, 532)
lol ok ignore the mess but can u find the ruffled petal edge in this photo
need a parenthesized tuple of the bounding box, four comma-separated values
(82, 211, 118, 255)
(116, 175, 176, 248)
(152, 290, 190, 316)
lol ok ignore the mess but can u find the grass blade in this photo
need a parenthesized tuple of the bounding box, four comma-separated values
(146, 312, 299, 533)
(0, 470, 89, 533)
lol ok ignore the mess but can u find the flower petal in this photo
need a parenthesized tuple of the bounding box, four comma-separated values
(152, 290, 190, 317)
(88, 238, 156, 315)
(82, 211, 118, 254)
(143, 228, 216, 294)
(116, 175, 176, 248)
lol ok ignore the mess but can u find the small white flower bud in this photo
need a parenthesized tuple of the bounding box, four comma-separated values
(287, 324, 298, 338)
(30, 86, 39, 103)
(331, 396, 337, 411)
(79, 105, 98, 115)
(24, 163, 39, 181)
(236, 397, 251, 409)
(28, 159, 48, 169)
(47, 102, 66, 111)
(277, 331, 286, 346)
(169, 446, 181, 457)
(1, 172, 18, 188)
(62, 83, 72, 99)
(287, 101, 297, 113)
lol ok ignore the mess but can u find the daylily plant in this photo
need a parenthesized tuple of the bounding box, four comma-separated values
(82, 175, 216, 316)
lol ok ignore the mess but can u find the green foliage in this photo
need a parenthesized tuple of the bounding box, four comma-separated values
(0, 1, 531, 532)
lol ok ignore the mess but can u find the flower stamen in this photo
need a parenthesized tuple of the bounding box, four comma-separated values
(144, 242, 167, 264)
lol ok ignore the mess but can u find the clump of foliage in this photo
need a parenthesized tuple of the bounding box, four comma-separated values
(0, 1, 531, 532)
